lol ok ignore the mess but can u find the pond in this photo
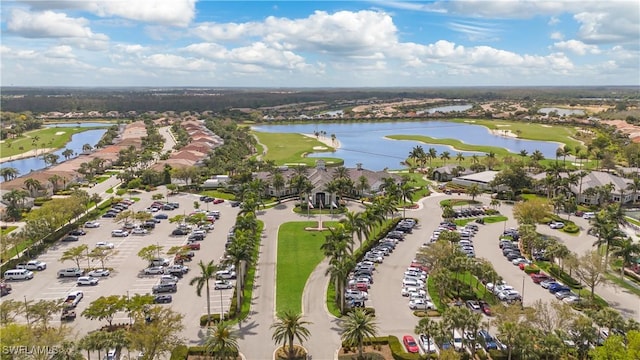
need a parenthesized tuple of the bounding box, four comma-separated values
(1, 128, 108, 180)
(538, 107, 585, 116)
(418, 104, 473, 114)
(252, 120, 562, 170)
(45, 122, 116, 128)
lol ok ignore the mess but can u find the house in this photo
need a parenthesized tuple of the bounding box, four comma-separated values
(432, 165, 473, 182)
(254, 161, 401, 207)
(452, 171, 504, 191)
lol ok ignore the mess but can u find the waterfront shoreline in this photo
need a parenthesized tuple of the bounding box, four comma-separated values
(0, 148, 57, 164)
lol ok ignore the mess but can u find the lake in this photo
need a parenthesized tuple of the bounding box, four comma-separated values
(1, 128, 108, 179)
(252, 121, 562, 170)
(538, 107, 585, 116)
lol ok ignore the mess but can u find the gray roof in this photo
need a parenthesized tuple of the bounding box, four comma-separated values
(571, 171, 631, 194)
(454, 170, 500, 184)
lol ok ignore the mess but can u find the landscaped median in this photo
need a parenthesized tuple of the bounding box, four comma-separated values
(276, 221, 338, 313)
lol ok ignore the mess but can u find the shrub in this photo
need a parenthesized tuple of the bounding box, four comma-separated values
(488, 349, 508, 360)
(548, 264, 582, 288)
(199, 314, 222, 326)
(345, 307, 375, 317)
(170, 345, 188, 360)
(413, 310, 427, 317)
(523, 265, 541, 274)
(116, 188, 127, 196)
(562, 224, 580, 233)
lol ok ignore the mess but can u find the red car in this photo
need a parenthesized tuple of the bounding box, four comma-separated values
(213, 198, 224, 204)
(479, 300, 492, 316)
(409, 262, 429, 273)
(531, 273, 554, 284)
(403, 335, 419, 353)
(185, 243, 200, 250)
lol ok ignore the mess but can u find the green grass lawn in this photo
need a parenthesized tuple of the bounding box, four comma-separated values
(454, 215, 508, 226)
(388, 134, 514, 156)
(440, 199, 482, 207)
(0, 226, 18, 237)
(252, 131, 343, 167)
(1, 126, 108, 158)
(276, 221, 338, 313)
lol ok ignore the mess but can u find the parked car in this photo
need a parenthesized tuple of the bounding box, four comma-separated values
(64, 290, 84, 307)
(153, 294, 173, 304)
(96, 241, 115, 249)
(214, 280, 233, 290)
(102, 212, 116, 218)
(150, 258, 170, 267)
(479, 301, 492, 316)
(164, 264, 189, 275)
(403, 335, 420, 353)
(88, 269, 110, 277)
(583, 212, 596, 219)
(76, 277, 99, 286)
(345, 289, 368, 300)
(466, 300, 481, 312)
(144, 266, 165, 275)
(111, 230, 129, 237)
(58, 268, 84, 278)
(409, 299, 436, 310)
(216, 270, 236, 280)
(61, 235, 79, 242)
(478, 329, 499, 350)
(531, 274, 555, 284)
(84, 221, 100, 228)
(549, 221, 565, 229)
(185, 242, 201, 250)
(420, 334, 439, 353)
(131, 228, 148, 235)
(152, 283, 177, 294)
(16, 260, 47, 271)
(172, 228, 189, 236)
(69, 229, 86, 236)
(154, 213, 169, 219)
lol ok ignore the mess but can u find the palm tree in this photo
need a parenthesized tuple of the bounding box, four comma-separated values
(189, 260, 221, 326)
(48, 174, 62, 192)
(456, 152, 464, 164)
(341, 211, 369, 249)
(205, 321, 240, 359)
(271, 310, 312, 359)
(271, 171, 286, 201)
(326, 254, 355, 315)
(62, 148, 75, 160)
(415, 317, 439, 351)
(355, 175, 370, 198)
(224, 234, 253, 313)
(440, 151, 451, 166)
(627, 177, 640, 204)
(340, 308, 379, 360)
(82, 143, 93, 153)
(399, 182, 415, 219)
(0, 167, 19, 182)
(23, 178, 42, 197)
(611, 238, 640, 279)
(428, 147, 437, 167)
(467, 184, 481, 201)
(409, 146, 425, 170)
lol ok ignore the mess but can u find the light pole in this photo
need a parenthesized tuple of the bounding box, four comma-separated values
(219, 289, 224, 321)
(521, 275, 525, 310)
(127, 291, 132, 325)
(24, 296, 30, 326)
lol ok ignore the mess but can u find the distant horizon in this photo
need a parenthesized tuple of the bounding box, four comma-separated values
(1, 1, 638, 87)
(2, 85, 639, 90)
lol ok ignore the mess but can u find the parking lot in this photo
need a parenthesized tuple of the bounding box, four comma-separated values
(3, 189, 239, 339)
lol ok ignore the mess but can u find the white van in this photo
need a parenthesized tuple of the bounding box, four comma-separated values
(4, 269, 34, 280)
(453, 329, 464, 352)
(402, 278, 420, 288)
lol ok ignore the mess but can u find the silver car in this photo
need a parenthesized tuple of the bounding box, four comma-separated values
(144, 266, 165, 275)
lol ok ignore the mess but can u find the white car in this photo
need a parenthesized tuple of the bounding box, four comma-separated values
(131, 228, 148, 235)
(410, 292, 430, 301)
(84, 221, 101, 228)
(216, 270, 236, 280)
(549, 222, 565, 229)
(401, 286, 426, 297)
(111, 230, 129, 237)
(563, 296, 582, 304)
(583, 212, 595, 219)
(88, 269, 110, 277)
(512, 258, 531, 266)
(96, 242, 115, 249)
(498, 290, 521, 301)
(409, 299, 436, 310)
(144, 266, 165, 275)
(419, 335, 438, 354)
(345, 289, 368, 300)
(77, 276, 99, 286)
(214, 280, 233, 290)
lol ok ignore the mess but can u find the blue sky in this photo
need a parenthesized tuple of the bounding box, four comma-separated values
(1, 0, 638, 87)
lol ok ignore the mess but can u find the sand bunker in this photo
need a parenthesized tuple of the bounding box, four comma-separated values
(313, 146, 328, 150)
(496, 124, 511, 127)
(55, 131, 66, 135)
(541, 125, 552, 128)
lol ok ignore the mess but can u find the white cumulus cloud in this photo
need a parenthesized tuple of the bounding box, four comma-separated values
(7, 8, 108, 40)
(552, 40, 601, 55)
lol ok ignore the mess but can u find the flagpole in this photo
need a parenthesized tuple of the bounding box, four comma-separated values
(319, 200, 322, 229)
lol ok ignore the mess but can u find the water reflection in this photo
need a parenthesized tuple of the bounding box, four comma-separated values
(253, 121, 561, 170)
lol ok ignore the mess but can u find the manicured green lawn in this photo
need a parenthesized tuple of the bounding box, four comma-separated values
(388, 134, 514, 156)
(1, 126, 108, 158)
(0, 226, 18, 237)
(440, 199, 482, 207)
(276, 221, 338, 313)
(252, 131, 343, 167)
(454, 215, 508, 226)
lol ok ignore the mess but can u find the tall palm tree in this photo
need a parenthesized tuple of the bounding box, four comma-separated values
(62, 148, 75, 160)
(326, 254, 355, 314)
(224, 234, 253, 313)
(23, 178, 42, 197)
(271, 310, 312, 359)
(341, 210, 370, 250)
(0, 167, 19, 182)
(205, 321, 240, 359)
(415, 317, 439, 350)
(399, 182, 415, 218)
(355, 175, 370, 198)
(271, 171, 286, 201)
(48, 174, 62, 192)
(440, 151, 451, 166)
(467, 184, 481, 201)
(409, 146, 425, 170)
(189, 260, 221, 325)
(428, 147, 437, 167)
(627, 177, 640, 204)
(340, 308, 379, 360)
(611, 238, 640, 279)
(456, 152, 464, 164)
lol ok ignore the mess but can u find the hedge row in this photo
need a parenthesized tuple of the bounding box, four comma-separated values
(547, 264, 582, 289)
(169, 344, 239, 359)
